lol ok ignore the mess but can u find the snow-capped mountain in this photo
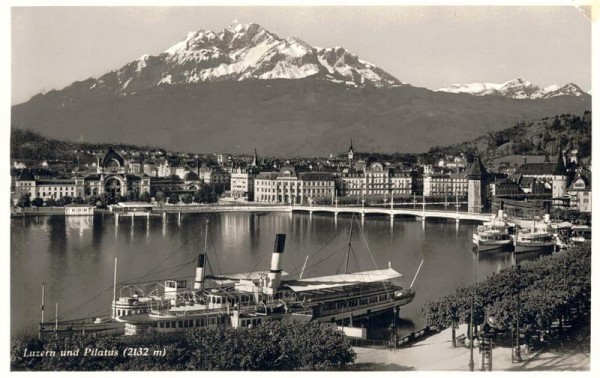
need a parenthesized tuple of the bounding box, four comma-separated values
(87, 22, 402, 95)
(437, 78, 587, 99)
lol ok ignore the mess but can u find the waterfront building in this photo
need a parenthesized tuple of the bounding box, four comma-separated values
(566, 173, 591, 212)
(13, 149, 205, 203)
(489, 178, 521, 197)
(339, 172, 363, 197)
(14, 170, 85, 201)
(514, 151, 569, 200)
(253, 167, 335, 204)
(422, 173, 468, 197)
(231, 168, 257, 200)
(339, 154, 413, 198)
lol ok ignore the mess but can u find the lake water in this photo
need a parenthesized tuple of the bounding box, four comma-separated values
(11, 212, 519, 338)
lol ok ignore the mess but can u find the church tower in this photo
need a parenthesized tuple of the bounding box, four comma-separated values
(348, 139, 354, 172)
(251, 148, 258, 168)
(467, 156, 488, 213)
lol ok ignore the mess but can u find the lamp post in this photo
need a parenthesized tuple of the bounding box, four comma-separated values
(469, 297, 475, 371)
(514, 264, 522, 362)
(469, 247, 480, 371)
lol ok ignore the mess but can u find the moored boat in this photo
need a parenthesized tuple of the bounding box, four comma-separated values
(513, 220, 555, 253)
(39, 222, 419, 338)
(472, 209, 514, 252)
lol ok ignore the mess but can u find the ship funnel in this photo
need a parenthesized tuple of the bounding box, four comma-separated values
(543, 203, 550, 223)
(498, 201, 504, 219)
(266, 234, 286, 294)
(194, 254, 206, 291)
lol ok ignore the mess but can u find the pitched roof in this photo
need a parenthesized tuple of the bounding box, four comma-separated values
(553, 152, 568, 176)
(17, 170, 35, 181)
(515, 162, 556, 175)
(466, 157, 488, 179)
(256, 172, 279, 179)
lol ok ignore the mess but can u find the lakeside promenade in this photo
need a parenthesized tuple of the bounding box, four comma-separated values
(352, 324, 590, 371)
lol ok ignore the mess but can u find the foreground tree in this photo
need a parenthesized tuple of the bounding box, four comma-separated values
(11, 320, 355, 371)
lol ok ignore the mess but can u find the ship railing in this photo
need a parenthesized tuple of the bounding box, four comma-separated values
(319, 293, 410, 317)
(41, 316, 105, 326)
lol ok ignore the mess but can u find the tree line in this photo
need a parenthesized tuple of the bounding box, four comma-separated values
(11, 319, 355, 371)
(420, 244, 591, 348)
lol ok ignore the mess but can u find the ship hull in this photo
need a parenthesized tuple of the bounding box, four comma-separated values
(473, 238, 513, 252)
(514, 242, 555, 253)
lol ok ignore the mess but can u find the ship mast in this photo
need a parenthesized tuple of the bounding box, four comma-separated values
(300, 255, 309, 279)
(204, 219, 209, 253)
(345, 217, 354, 274)
(410, 259, 425, 289)
(41, 282, 45, 324)
(112, 257, 118, 319)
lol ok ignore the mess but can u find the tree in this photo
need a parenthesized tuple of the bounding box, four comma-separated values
(168, 193, 180, 205)
(16, 193, 31, 208)
(56, 196, 73, 207)
(156, 191, 166, 205)
(140, 191, 151, 203)
(420, 245, 591, 349)
(45, 198, 57, 207)
(11, 320, 355, 371)
(72, 196, 85, 205)
(31, 197, 44, 207)
(181, 194, 193, 204)
(127, 189, 140, 202)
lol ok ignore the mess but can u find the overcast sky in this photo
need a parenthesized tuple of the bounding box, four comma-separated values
(11, 5, 591, 104)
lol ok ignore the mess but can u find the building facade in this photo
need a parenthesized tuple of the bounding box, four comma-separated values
(566, 173, 591, 212)
(253, 167, 335, 204)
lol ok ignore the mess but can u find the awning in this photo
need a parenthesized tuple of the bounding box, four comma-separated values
(283, 268, 402, 292)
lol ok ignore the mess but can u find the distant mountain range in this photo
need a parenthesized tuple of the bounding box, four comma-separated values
(436, 78, 586, 100)
(11, 22, 591, 156)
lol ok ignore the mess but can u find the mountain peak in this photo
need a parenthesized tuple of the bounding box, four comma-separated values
(87, 22, 404, 94)
(437, 78, 587, 99)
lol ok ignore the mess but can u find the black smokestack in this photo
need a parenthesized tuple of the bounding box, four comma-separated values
(274, 234, 286, 254)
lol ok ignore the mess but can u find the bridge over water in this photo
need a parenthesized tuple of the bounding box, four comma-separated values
(291, 205, 493, 223)
(111, 203, 493, 224)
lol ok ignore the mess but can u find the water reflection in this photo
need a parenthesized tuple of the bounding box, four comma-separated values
(12, 212, 520, 338)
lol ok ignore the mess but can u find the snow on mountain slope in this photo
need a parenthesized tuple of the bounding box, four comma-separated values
(437, 78, 587, 99)
(87, 21, 403, 95)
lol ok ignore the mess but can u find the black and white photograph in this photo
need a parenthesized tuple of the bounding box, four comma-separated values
(6, 1, 595, 372)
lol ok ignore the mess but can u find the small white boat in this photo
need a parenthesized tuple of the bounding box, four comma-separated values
(472, 210, 514, 252)
(514, 229, 555, 253)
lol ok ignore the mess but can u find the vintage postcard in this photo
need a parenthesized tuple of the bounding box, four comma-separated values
(7, 1, 594, 372)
